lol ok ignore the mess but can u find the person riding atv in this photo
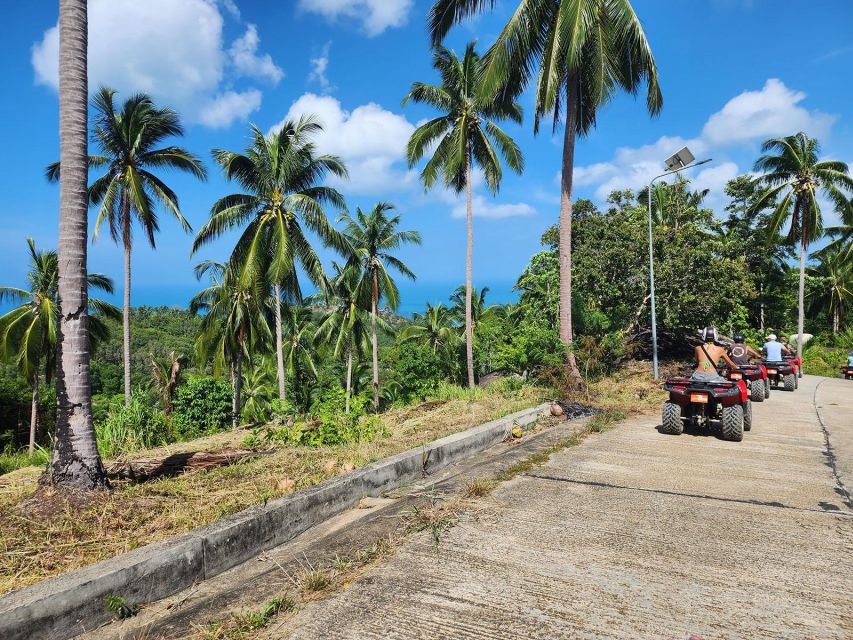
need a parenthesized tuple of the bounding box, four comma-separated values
(693, 326, 740, 381)
(842, 352, 853, 380)
(661, 326, 751, 441)
(762, 334, 797, 391)
(781, 336, 803, 378)
(727, 334, 769, 402)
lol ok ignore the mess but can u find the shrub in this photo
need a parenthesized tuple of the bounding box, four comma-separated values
(392, 343, 445, 402)
(247, 389, 388, 448)
(171, 377, 233, 439)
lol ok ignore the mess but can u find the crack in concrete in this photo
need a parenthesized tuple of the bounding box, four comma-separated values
(523, 473, 853, 517)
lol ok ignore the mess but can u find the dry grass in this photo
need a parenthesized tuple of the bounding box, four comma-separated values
(0, 385, 547, 596)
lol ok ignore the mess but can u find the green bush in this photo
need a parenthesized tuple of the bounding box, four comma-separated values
(171, 377, 233, 439)
(392, 343, 445, 402)
(95, 395, 170, 458)
(246, 389, 387, 449)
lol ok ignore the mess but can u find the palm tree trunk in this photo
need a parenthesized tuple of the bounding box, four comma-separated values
(122, 200, 132, 407)
(345, 347, 353, 414)
(465, 146, 475, 388)
(833, 306, 839, 333)
(29, 381, 39, 457)
(48, 0, 108, 489)
(274, 283, 286, 402)
(559, 73, 583, 384)
(797, 234, 806, 362)
(759, 281, 765, 331)
(371, 270, 380, 411)
(232, 349, 243, 429)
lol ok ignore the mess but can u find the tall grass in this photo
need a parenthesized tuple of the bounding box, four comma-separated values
(95, 395, 170, 459)
(0, 444, 50, 475)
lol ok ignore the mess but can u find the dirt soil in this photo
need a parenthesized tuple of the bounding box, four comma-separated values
(275, 375, 853, 639)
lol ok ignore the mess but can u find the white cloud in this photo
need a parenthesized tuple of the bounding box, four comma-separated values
(229, 24, 284, 85)
(308, 42, 334, 92)
(199, 90, 263, 129)
(570, 79, 836, 205)
(274, 93, 415, 194)
(702, 78, 835, 146)
(297, 0, 414, 36)
(220, 0, 241, 19)
(31, 0, 278, 127)
(451, 196, 536, 220)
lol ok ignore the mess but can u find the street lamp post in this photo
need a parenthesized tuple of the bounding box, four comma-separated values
(648, 148, 711, 380)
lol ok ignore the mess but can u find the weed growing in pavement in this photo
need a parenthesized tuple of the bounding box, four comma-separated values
(463, 478, 497, 498)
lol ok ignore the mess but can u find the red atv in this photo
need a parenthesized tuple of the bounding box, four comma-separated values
(662, 376, 751, 442)
(765, 359, 797, 391)
(841, 364, 853, 380)
(724, 364, 769, 402)
(784, 354, 801, 386)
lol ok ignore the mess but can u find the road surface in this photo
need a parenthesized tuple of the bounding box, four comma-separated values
(272, 376, 853, 639)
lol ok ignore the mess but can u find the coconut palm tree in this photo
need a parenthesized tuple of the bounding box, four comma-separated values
(639, 177, 710, 229)
(403, 42, 523, 389)
(449, 285, 494, 335)
(241, 359, 276, 424)
(190, 261, 272, 428)
(0, 239, 119, 455)
(752, 132, 853, 359)
(192, 117, 348, 406)
(339, 202, 421, 410)
(49, 0, 108, 489)
(807, 249, 852, 333)
(428, 0, 662, 382)
(47, 88, 206, 407)
(282, 303, 320, 408)
(149, 352, 186, 416)
(314, 263, 375, 413)
(400, 303, 459, 357)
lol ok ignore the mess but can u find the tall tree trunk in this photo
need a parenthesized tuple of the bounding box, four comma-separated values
(232, 348, 243, 429)
(797, 233, 806, 362)
(274, 283, 286, 402)
(464, 146, 475, 388)
(833, 306, 839, 333)
(29, 381, 39, 457)
(48, 0, 108, 489)
(122, 196, 132, 407)
(759, 281, 765, 331)
(558, 73, 583, 384)
(371, 270, 380, 411)
(345, 347, 352, 414)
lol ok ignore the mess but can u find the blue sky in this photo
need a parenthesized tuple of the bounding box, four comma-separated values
(1, 0, 852, 315)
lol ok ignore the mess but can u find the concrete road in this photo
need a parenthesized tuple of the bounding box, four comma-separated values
(275, 376, 853, 640)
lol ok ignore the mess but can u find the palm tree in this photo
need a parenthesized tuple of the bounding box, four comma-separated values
(190, 261, 272, 428)
(403, 42, 523, 389)
(752, 132, 853, 359)
(314, 263, 374, 413)
(150, 352, 186, 415)
(242, 360, 275, 424)
(340, 202, 421, 410)
(282, 303, 320, 402)
(449, 285, 494, 335)
(639, 177, 710, 229)
(192, 117, 348, 406)
(428, 0, 662, 382)
(47, 88, 206, 407)
(400, 303, 459, 356)
(0, 239, 118, 455)
(49, 0, 108, 489)
(807, 249, 852, 333)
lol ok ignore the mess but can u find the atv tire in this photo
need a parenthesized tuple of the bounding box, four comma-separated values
(743, 400, 752, 431)
(750, 380, 764, 402)
(795, 373, 799, 389)
(784, 373, 796, 392)
(661, 401, 683, 435)
(721, 405, 744, 442)
(764, 379, 770, 399)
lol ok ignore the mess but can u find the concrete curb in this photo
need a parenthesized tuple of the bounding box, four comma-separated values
(0, 403, 549, 640)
